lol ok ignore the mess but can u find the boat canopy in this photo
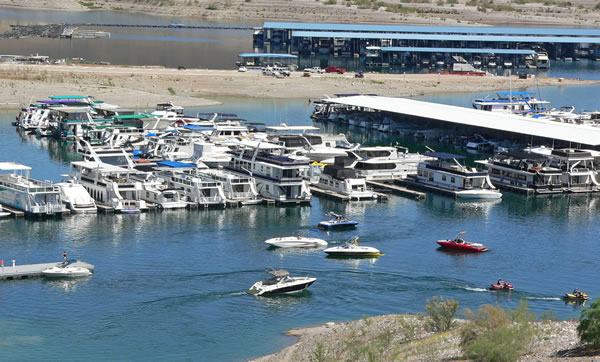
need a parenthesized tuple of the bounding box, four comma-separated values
(0, 162, 31, 171)
(424, 152, 466, 159)
(267, 269, 290, 278)
(183, 125, 216, 131)
(49, 95, 88, 100)
(156, 161, 197, 168)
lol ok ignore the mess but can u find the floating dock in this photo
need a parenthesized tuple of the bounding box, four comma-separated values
(310, 185, 387, 201)
(366, 180, 426, 199)
(0, 260, 94, 281)
(0, 204, 24, 218)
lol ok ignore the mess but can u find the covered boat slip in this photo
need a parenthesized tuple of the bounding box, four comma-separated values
(324, 96, 600, 147)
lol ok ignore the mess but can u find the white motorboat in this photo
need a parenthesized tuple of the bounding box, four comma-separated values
(247, 269, 316, 296)
(42, 265, 93, 278)
(265, 236, 328, 248)
(324, 237, 382, 258)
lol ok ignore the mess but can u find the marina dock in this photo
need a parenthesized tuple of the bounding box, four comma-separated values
(366, 180, 426, 199)
(0, 260, 94, 281)
(0, 203, 24, 217)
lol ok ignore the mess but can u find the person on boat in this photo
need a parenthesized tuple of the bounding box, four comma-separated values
(62, 251, 67, 265)
(573, 288, 581, 297)
(497, 279, 504, 287)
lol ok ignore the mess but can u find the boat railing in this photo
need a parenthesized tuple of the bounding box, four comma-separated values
(230, 191, 255, 199)
(197, 195, 222, 203)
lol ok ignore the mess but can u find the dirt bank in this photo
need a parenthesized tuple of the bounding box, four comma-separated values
(253, 315, 591, 361)
(0, 63, 595, 110)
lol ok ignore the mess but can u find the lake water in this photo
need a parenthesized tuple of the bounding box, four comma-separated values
(1, 86, 600, 360)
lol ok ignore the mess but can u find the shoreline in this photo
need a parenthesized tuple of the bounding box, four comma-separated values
(0, 63, 596, 111)
(251, 314, 583, 361)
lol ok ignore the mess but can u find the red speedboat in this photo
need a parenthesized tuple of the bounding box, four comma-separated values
(436, 232, 488, 252)
(489, 281, 513, 291)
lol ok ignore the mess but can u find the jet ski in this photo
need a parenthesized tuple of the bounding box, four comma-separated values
(489, 281, 513, 291)
(324, 237, 381, 258)
(247, 269, 316, 296)
(436, 232, 487, 252)
(563, 291, 590, 301)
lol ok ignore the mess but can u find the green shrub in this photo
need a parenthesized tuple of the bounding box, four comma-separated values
(424, 296, 459, 332)
(578, 297, 600, 347)
(168, 87, 176, 95)
(460, 301, 538, 361)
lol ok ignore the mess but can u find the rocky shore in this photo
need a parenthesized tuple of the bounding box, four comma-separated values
(253, 315, 590, 361)
(0, 63, 596, 110)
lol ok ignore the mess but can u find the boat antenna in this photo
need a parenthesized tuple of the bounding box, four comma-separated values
(425, 145, 436, 152)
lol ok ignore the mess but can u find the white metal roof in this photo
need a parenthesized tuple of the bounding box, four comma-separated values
(0, 162, 31, 171)
(327, 96, 600, 146)
(71, 161, 131, 172)
(266, 124, 320, 131)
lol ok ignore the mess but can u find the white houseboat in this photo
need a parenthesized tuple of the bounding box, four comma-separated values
(0, 162, 68, 216)
(413, 152, 502, 199)
(316, 157, 377, 200)
(227, 141, 312, 203)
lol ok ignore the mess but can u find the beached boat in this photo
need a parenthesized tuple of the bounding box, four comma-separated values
(264, 236, 328, 248)
(247, 269, 316, 296)
(436, 232, 487, 252)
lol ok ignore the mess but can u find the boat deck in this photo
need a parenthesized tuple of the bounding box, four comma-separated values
(0, 260, 94, 281)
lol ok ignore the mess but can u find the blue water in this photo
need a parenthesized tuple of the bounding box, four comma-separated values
(1, 89, 600, 360)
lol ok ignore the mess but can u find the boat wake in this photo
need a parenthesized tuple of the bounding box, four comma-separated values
(461, 286, 489, 292)
(524, 296, 562, 301)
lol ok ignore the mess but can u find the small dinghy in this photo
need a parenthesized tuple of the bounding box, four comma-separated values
(247, 269, 316, 296)
(42, 265, 92, 278)
(317, 212, 359, 230)
(324, 237, 381, 258)
(265, 236, 328, 248)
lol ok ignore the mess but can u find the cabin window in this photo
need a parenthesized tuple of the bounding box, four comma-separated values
(450, 177, 455, 183)
(441, 175, 446, 181)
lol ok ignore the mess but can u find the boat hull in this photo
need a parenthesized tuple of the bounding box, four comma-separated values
(436, 240, 487, 252)
(265, 237, 327, 248)
(255, 280, 315, 295)
(317, 221, 358, 230)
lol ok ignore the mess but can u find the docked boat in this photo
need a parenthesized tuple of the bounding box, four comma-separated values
(472, 91, 550, 114)
(0, 162, 68, 216)
(264, 236, 328, 248)
(247, 269, 316, 296)
(413, 152, 502, 199)
(436, 232, 488, 252)
(42, 265, 93, 278)
(317, 212, 359, 230)
(56, 181, 97, 213)
(324, 237, 381, 258)
(316, 157, 377, 200)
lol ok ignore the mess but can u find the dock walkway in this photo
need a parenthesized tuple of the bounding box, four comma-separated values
(367, 180, 426, 199)
(0, 203, 24, 217)
(0, 260, 94, 281)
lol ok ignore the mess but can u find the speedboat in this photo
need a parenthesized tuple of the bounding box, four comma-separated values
(42, 265, 93, 278)
(247, 269, 316, 296)
(265, 236, 327, 248)
(563, 291, 590, 301)
(436, 232, 487, 252)
(489, 281, 513, 291)
(317, 212, 359, 230)
(324, 237, 381, 258)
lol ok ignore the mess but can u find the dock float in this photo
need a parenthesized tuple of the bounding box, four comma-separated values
(310, 186, 350, 201)
(0, 203, 24, 218)
(96, 204, 114, 213)
(396, 178, 460, 198)
(367, 180, 426, 199)
(0, 260, 94, 281)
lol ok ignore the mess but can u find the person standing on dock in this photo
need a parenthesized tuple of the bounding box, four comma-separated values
(62, 251, 67, 265)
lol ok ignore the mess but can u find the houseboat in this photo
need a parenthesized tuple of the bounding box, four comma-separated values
(227, 141, 312, 203)
(316, 157, 377, 200)
(155, 165, 227, 208)
(0, 162, 68, 216)
(472, 92, 550, 114)
(412, 152, 502, 199)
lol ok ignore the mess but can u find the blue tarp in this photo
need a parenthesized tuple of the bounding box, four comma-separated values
(156, 161, 196, 168)
(183, 125, 216, 131)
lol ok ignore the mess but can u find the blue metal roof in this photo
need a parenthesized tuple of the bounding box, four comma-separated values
(49, 95, 87, 99)
(292, 31, 600, 44)
(238, 53, 298, 59)
(381, 47, 535, 55)
(425, 152, 465, 159)
(183, 125, 216, 131)
(265, 22, 600, 37)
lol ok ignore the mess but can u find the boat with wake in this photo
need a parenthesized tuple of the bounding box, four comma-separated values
(265, 236, 327, 248)
(324, 237, 381, 258)
(247, 269, 316, 296)
(489, 280, 513, 291)
(436, 232, 487, 252)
